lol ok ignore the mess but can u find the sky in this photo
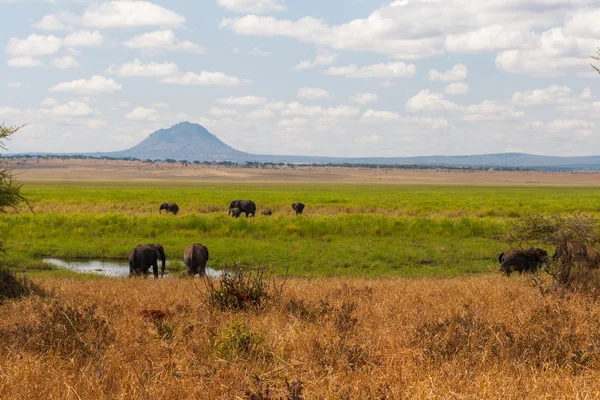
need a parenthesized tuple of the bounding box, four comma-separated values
(0, 0, 599, 158)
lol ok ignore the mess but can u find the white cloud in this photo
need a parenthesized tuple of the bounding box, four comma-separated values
(355, 135, 382, 144)
(266, 102, 286, 110)
(245, 47, 271, 57)
(495, 28, 594, 76)
(125, 106, 158, 121)
(463, 101, 525, 122)
(445, 26, 536, 53)
(33, 14, 68, 31)
(109, 59, 179, 77)
(7, 82, 22, 88)
(41, 97, 58, 106)
(123, 30, 203, 53)
(218, 96, 267, 106)
(7, 56, 43, 67)
(298, 87, 331, 100)
(208, 107, 239, 117)
(278, 117, 307, 129)
(282, 102, 323, 117)
(360, 109, 399, 123)
(52, 101, 93, 117)
(218, 0, 286, 13)
(87, 119, 108, 129)
(246, 109, 275, 119)
(50, 75, 122, 95)
(547, 119, 595, 131)
(405, 90, 461, 112)
(445, 82, 469, 96)
(161, 71, 249, 86)
(52, 56, 80, 69)
(64, 31, 103, 48)
(291, 50, 338, 71)
(326, 106, 360, 118)
(5, 34, 62, 56)
(0, 107, 21, 116)
(82, 1, 185, 28)
(428, 64, 467, 82)
(512, 85, 572, 106)
(349, 93, 378, 105)
(325, 62, 416, 78)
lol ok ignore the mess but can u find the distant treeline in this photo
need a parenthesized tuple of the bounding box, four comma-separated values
(5, 153, 600, 172)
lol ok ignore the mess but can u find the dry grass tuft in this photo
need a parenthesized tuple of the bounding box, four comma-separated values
(2, 276, 600, 398)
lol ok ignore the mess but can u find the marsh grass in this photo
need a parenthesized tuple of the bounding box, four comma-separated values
(2, 276, 600, 398)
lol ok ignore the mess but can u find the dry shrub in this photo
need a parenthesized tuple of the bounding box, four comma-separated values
(214, 321, 270, 361)
(140, 309, 174, 341)
(416, 300, 600, 373)
(204, 264, 271, 310)
(504, 213, 600, 295)
(244, 375, 304, 400)
(3, 302, 114, 360)
(0, 266, 45, 303)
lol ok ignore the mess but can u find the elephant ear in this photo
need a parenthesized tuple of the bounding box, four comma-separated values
(201, 244, 209, 260)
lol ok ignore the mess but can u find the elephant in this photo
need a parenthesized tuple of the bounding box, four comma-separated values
(262, 209, 272, 216)
(228, 200, 256, 217)
(498, 248, 548, 276)
(128, 244, 166, 278)
(229, 207, 241, 218)
(183, 243, 209, 277)
(159, 202, 179, 215)
(552, 242, 600, 269)
(291, 202, 305, 215)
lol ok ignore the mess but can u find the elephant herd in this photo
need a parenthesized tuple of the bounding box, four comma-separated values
(158, 200, 306, 218)
(130, 200, 307, 278)
(128, 243, 209, 278)
(498, 242, 600, 276)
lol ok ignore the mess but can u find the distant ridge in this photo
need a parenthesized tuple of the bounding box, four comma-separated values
(13, 122, 600, 170)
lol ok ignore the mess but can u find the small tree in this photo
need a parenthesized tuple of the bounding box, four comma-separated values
(0, 124, 29, 252)
(592, 47, 600, 74)
(503, 213, 600, 295)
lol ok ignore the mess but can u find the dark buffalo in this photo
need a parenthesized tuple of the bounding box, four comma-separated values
(498, 248, 548, 276)
(291, 202, 305, 215)
(228, 200, 256, 217)
(129, 244, 166, 278)
(159, 202, 179, 215)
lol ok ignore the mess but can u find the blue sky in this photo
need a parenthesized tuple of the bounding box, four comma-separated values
(1, 0, 599, 157)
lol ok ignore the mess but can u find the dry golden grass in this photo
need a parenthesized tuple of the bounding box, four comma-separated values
(2, 276, 600, 399)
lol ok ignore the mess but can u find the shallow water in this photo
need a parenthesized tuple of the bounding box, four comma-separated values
(43, 258, 221, 278)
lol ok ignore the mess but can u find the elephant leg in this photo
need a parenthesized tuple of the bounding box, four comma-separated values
(152, 262, 159, 279)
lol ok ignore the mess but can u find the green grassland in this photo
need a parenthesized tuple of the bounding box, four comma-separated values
(3, 181, 600, 277)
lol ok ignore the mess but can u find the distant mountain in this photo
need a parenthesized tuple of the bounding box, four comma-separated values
(13, 122, 600, 169)
(106, 122, 251, 161)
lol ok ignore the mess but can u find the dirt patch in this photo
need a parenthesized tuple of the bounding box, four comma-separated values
(8, 158, 600, 186)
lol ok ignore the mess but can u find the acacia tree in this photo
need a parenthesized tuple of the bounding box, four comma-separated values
(0, 123, 28, 252)
(592, 48, 600, 74)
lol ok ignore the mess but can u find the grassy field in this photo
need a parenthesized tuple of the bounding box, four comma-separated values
(2, 276, 600, 399)
(4, 178, 600, 398)
(2, 180, 600, 277)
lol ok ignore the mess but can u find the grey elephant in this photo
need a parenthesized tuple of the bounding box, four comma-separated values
(128, 244, 166, 278)
(498, 248, 548, 276)
(291, 202, 305, 215)
(229, 207, 241, 218)
(183, 243, 209, 277)
(228, 200, 256, 217)
(262, 209, 272, 216)
(159, 202, 179, 215)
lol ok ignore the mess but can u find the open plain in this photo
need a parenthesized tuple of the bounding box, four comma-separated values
(3, 159, 600, 399)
